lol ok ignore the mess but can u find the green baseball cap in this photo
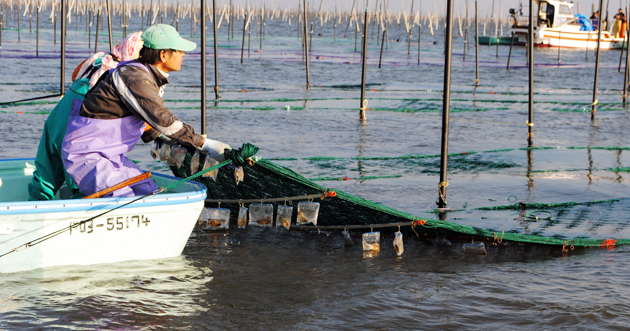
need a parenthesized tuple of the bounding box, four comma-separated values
(141, 24, 197, 52)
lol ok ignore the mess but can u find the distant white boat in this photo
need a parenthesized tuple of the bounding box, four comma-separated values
(0, 159, 206, 273)
(511, 0, 625, 49)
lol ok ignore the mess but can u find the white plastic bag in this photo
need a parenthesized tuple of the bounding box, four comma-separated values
(296, 202, 320, 225)
(237, 206, 248, 229)
(202, 155, 219, 181)
(158, 143, 171, 162)
(167, 146, 187, 168)
(203, 208, 230, 230)
(249, 203, 274, 227)
(393, 231, 404, 256)
(190, 151, 201, 173)
(362, 232, 380, 252)
(234, 166, 244, 185)
(276, 205, 293, 230)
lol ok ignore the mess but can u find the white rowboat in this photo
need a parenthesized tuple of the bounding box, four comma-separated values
(0, 159, 206, 273)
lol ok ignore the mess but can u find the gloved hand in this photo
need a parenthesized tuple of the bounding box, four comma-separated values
(157, 134, 177, 145)
(200, 138, 231, 161)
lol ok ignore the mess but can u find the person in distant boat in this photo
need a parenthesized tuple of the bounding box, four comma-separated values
(613, 9, 626, 38)
(61, 24, 231, 198)
(28, 32, 145, 201)
(591, 11, 600, 31)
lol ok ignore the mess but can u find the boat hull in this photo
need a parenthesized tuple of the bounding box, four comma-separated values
(0, 159, 206, 273)
(511, 26, 625, 49)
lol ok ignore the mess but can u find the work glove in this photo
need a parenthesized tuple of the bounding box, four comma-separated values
(200, 138, 231, 162)
(157, 134, 177, 145)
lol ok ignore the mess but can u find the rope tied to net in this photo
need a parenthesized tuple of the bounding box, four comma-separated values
(411, 218, 426, 237)
(526, 121, 534, 127)
(592, 99, 599, 106)
(493, 231, 504, 244)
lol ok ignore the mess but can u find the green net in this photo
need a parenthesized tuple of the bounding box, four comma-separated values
(170, 152, 630, 248)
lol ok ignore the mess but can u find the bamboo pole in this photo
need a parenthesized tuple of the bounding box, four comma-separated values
(61, 0, 66, 96)
(201, 0, 207, 135)
(240, 12, 246, 62)
(212, 0, 219, 100)
(591, 0, 605, 120)
(83, 172, 152, 199)
(359, 7, 368, 121)
(437, 0, 454, 209)
(527, 0, 534, 146)
(475, 0, 479, 86)
(106, 0, 112, 50)
(303, 0, 309, 89)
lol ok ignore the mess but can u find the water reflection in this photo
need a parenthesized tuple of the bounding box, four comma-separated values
(0, 257, 212, 328)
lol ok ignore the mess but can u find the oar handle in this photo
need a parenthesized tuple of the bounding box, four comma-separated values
(83, 172, 152, 199)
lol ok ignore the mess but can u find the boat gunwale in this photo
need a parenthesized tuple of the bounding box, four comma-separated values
(0, 159, 207, 215)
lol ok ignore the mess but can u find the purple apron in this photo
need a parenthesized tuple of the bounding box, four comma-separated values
(62, 63, 158, 197)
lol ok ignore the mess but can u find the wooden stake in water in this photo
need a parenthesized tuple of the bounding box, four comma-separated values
(212, 0, 220, 100)
(344, 0, 356, 37)
(418, 25, 421, 64)
(474, 0, 479, 86)
(0, 2, 3, 47)
(359, 8, 368, 122)
(17, 0, 20, 42)
(623, 5, 630, 103)
(61, 0, 66, 96)
(95, 6, 100, 53)
(241, 13, 247, 63)
(303, 0, 310, 89)
(527, 0, 534, 146)
(106, 0, 112, 50)
(35, 0, 39, 57)
(591, 0, 605, 120)
(437, 0, 455, 209)
(378, 28, 385, 68)
(201, 0, 207, 135)
(507, 31, 514, 69)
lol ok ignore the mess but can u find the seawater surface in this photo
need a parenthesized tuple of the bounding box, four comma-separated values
(1, 12, 630, 330)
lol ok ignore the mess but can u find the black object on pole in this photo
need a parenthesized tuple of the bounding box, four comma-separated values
(359, 7, 368, 122)
(527, 0, 534, 146)
(507, 31, 514, 69)
(437, 0, 454, 209)
(241, 13, 247, 63)
(475, 0, 479, 86)
(60, 0, 66, 96)
(378, 28, 385, 68)
(303, 0, 310, 89)
(201, 0, 207, 136)
(591, 0, 604, 120)
(106, 0, 112, 51)
(212, 0, 220, 100)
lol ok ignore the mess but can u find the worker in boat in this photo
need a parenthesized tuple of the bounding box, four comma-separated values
(591, 11, 600, 31)
(28, 32, 145, 201)
(613, 9, 626, 38)
(61, 24, 230, 198)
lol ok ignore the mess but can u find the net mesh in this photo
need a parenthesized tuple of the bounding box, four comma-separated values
(170, 152, 630, 248)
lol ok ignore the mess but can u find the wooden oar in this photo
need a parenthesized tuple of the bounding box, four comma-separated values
(83, 172, 152, 199)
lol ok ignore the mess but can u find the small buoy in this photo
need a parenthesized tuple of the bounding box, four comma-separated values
(489, 91, 494, 94)
(17, 111, 22, 114)
(241, 90, 246, 93)
(342, 177, 351, 181)
(372, 89, 376, 91)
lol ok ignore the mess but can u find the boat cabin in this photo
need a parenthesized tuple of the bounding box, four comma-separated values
(537, 0, 575, 28)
